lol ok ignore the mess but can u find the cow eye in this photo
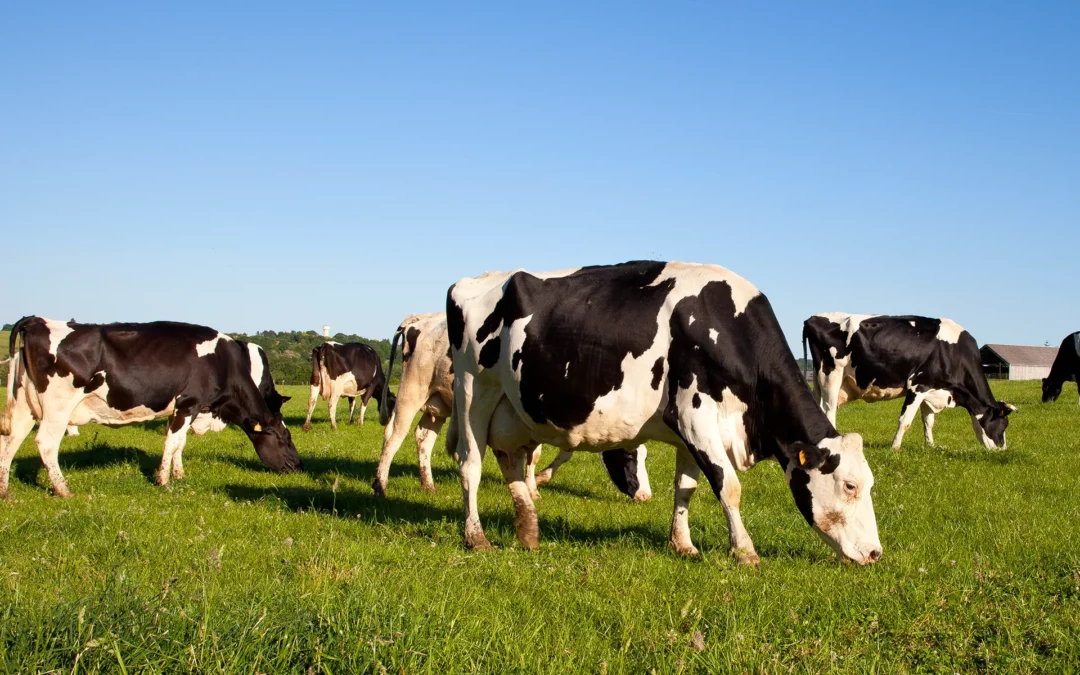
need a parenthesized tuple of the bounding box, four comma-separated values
(843, 481, 858, 496)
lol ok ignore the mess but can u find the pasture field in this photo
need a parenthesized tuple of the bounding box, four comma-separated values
(0, 381, 1078, 673)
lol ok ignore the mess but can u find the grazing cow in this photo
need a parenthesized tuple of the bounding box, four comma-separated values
(374, 312, 651, 500)
(302, 342, 391, 432)
(803, 312, 1016, 450)
(447, 261, 881, 566)
(0, 317, 303, 498)
(1043, 331, 1080, 404)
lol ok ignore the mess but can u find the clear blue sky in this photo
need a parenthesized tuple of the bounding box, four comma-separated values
(2, 2, 1077, 352)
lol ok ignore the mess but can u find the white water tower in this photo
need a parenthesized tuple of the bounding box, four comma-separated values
(322, 325, 330, 338)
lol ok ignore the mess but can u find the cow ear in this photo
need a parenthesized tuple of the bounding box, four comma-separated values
(1001, 403, 1017, 416)
(785, 442, 825, 470)
(280, 395, 292, 403)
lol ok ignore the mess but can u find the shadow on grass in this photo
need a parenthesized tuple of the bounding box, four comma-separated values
(212, 454, 460, 484)
(14, 444, 161, 488)
(220, 483, 459, 523)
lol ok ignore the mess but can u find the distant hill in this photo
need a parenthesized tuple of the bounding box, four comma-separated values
(0, 327, 395, 388)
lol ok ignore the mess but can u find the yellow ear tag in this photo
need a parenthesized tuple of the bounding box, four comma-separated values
(798, 450, 807, 466)
(253, 423, 262, 432)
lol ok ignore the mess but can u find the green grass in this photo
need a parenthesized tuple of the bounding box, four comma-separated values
(1, 381, 1078, 673)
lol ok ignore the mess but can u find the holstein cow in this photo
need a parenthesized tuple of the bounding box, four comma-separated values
(803, 312, 1016, 450)
(374, 312, 651, 500)
(1043, 331, 1080, 404)
(447, 261, 881, 566)
(302, 342, 390, 432)
(0, 317, 302, 498)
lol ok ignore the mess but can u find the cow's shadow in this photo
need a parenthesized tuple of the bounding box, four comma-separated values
(14, 444, 161, 487)
(220, 483, 458, 523)
(214, 454, 460, 485)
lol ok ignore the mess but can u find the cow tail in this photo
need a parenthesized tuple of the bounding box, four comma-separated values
(0, 316, 33, 435)
(379, 325, 404, 426)
(802, 323, 810, 386)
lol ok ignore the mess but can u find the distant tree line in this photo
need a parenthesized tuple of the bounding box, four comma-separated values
(230, 330, 398, 386)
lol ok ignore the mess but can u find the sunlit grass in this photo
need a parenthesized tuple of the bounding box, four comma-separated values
(0, 381, 1077, 672)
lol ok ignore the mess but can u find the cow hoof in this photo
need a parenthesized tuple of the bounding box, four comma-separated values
(633, 490, 652, 502)
(54, 487, 74, 499)
(735, 551, 761, 568)
(302, 422, 312, 433)
(534, 470, 553, 486)
(172, 469, 185, 480)
(672, 543, 700, 557)
(0, 491, 12, 502)
(371, 480, 387, 498)
(154, 473, 170, 487)
(464, 529, 494, 551)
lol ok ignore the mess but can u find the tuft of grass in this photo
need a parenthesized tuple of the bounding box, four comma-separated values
(0, 381, 1078, 673)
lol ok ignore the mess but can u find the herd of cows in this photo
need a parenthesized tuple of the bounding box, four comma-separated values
(2, 261, 1078, 568)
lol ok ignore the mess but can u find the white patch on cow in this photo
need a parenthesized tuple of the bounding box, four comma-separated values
(191, 413, 227, 435)
(688, 314, 695, 326)
(936, 318, 964, 344)
(813, 313, 876, 347)
(910, 321, 916, 327)
(829, 346, 838, 359)
(708, 328, 719, 344)
(971, 413, 997, 449)
(247, 343, 265, 387)
(44, 319, 74, 357)
(196, 332, 232, 357)
(327, 341, 342, 346)
(717, 387, 753, 470)
(67, 373, 178, 427)
(648, 262, 760, 317)
(564, 362, 570, 379)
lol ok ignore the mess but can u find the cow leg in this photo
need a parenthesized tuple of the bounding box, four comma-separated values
(302, 384, 320, 432)
(357, 391, 373, 427)
(920, 404, 937, 446)
(632, 445, 652, 501)
(524, 445, 543, 500)
(891, 390, 927, 450)
(66, 425, 79, 437)
(670, 447, 701, 557)
(821, 368, 844, 427)
(0, 395, 37, 500)
(156, 414, 192, 485)
(346, 397, 357, 425)
(494, 447, 539, 550)
(414, 413, 444, 493)
(373, 395, 424, 497)
(534, 449, 573, 486)
(671, 394, 759, 566)
(454, 374, 500, 550)
(327, 390, 342, 431)
(35, 418, 75, 498)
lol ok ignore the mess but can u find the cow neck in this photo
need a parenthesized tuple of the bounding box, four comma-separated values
(748, 359, 838, 463)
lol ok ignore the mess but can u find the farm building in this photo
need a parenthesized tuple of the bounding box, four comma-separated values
(980, 343, 1059, 380)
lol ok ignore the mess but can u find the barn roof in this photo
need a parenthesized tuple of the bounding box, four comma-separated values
(981, 344, 1059, 368)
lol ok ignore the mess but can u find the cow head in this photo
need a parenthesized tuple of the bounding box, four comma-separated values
(263, 390, 291, 416)
(972, 402, 1016, 449)
(1041, 378, 1062, 403)
(783, 433, 881, 565)
(243, 414, 304, 473)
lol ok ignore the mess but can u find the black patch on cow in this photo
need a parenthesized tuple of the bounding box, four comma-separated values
(446, 285, 466, 351)
(692, 393, 701, 408)
(403, 327, 421, 363)
(512, 350, 522, 372)
(478, 335, 501, 369)
(599, 449, 640, 498)
(651, 357, 664, 390)
(83, 372, 105, 394)
(469, 261, 672, 428)
(789, 468, 814, 525)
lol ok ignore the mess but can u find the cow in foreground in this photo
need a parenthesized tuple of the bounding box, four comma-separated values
(0, 317, 302, 498)
(1042, 331, 1080, 404)
(302, 342, 391, 431)
(803, 312, 1015, 449)
(375, 312, 651, 500)
(448, 261, 881, 566)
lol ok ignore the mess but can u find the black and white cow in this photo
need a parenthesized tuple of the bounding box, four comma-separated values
(803, 312, 1016, 450)
(374, 312, 651, 500)
(302, 342, 391, 432)
(0, 316, 302, 498)
(447, 261, 881, 566)
(1043, 331, 1080, 404)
